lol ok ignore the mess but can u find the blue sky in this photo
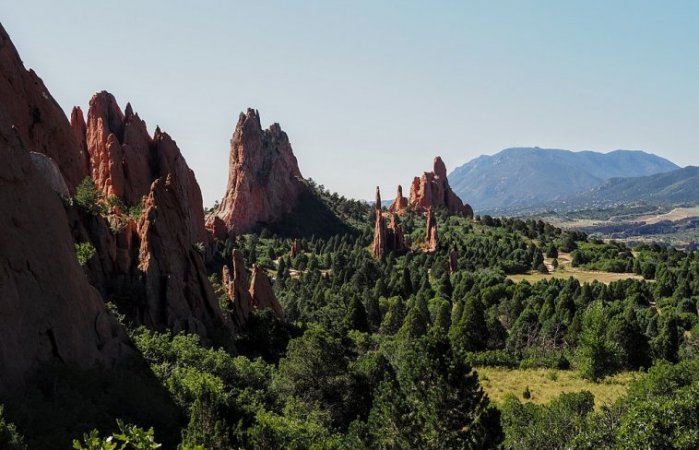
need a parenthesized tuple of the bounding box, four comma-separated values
(3, 1, 698, 204)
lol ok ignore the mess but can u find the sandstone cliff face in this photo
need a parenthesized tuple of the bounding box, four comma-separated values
(388, 184, 408, 214)
(372, 187, 407, 258)
(136, 176, 222, 334)
(67, 93, 222, 336)
(212, 109, 305, 235)
(0, 24, 88, 192)
(0, 24, 127, 393)
(409, 156, 473, 218)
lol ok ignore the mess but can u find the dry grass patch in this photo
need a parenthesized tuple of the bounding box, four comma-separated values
(477, 367, 635, 409)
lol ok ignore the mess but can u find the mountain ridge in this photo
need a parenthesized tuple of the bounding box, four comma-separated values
(449, 147, 679, 212)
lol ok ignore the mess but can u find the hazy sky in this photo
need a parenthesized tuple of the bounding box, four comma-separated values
(4, 1, 699, 205)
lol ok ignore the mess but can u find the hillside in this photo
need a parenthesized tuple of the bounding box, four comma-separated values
(571, 166, 699, 207)
(448, 147, 678, 212)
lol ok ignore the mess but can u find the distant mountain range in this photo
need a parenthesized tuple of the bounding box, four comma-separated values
(448, 147, 681, 213)
(568, 166, 699, 208)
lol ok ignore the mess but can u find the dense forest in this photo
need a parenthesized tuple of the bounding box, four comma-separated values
(1, 181, 697, 450)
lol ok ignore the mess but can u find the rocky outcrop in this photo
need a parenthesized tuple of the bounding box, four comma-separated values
(0, 24, 128, 393)
(372, 187, 407, 258)
(83, 92, 155, 206)
(0, 24, 88, 192)
(371, 187, 386, 258)
(224, 249, 253, 326)
(409, 156, 474, 218)
(425, 208, 438, 252)
(388, 185, 409, 214)
(222, 250, 284, 325)
(29, 152, 70, 197)
(250, 264, 285, 320)
(212, 109, 305, 235)
(136, 176, 222, 334)
(66, 93, 223, 337)
(290, 239, 300, 257)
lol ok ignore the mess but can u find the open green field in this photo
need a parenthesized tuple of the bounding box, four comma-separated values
(477, 367, 636, 408)
(507, 270, 643, 285)
(507, 252, 645, 285)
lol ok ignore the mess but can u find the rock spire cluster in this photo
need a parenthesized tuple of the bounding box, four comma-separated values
(372, 187, 408, 258)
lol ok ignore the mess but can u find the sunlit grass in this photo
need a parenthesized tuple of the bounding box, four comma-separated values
(476, 367, 637, 409)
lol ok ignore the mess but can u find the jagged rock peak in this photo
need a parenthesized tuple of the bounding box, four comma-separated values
(408, 155, 474, 218)
(375, 186, 382, 210)
(434, 156, 447, 178)
(0, 23, 88, 191)
(388, 184, 409, 214)
(212, 108, 305, 235)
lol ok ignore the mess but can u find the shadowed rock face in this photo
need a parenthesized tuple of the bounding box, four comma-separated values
(211, 109, 305, 235)
(67, 93, 225, 337)
(0, 24, 128, 394)
(409, 156, 474, 218)
(222, 250, 284, 326)
(0, 24, 88, 192)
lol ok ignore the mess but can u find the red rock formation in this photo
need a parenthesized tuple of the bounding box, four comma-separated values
(372, 187, 407, 258)
(371, 187, 387, 258)
(213, 109, 305, 235)
(0, 24, 88, 192)
(206, 215, 229, 242)
(84, 92, 154, 206)
(222, 250, 284, 325)
(250, 264, 285, 320)
(0, 24, 128, 393)
(409, 156, 474, 218)
(290, 239, 300, 257)
(62, 93, 221, 336)
(136, 175, 223, 334)
(425, 208, 438, 252)
(388, 184, 409, 214)
(449, 249, 458, 273)
(225, 249, 253, 325)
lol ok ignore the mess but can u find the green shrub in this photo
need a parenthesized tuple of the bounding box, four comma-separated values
(74, 177, 106, 215)
(75, 242, 96, 266)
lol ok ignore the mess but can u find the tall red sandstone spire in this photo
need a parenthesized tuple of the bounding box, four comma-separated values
(388, 184, 409, 214)
(212, 109, 305, 235)
(372, 187, 408, 258)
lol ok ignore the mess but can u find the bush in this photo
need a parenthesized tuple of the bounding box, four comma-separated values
(0, 405, 26, 450)
(522, 386, 531, 399)
(74, 177, 106, 215)
(466, 350, 518, 368)
(74, 242, 96, 266)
